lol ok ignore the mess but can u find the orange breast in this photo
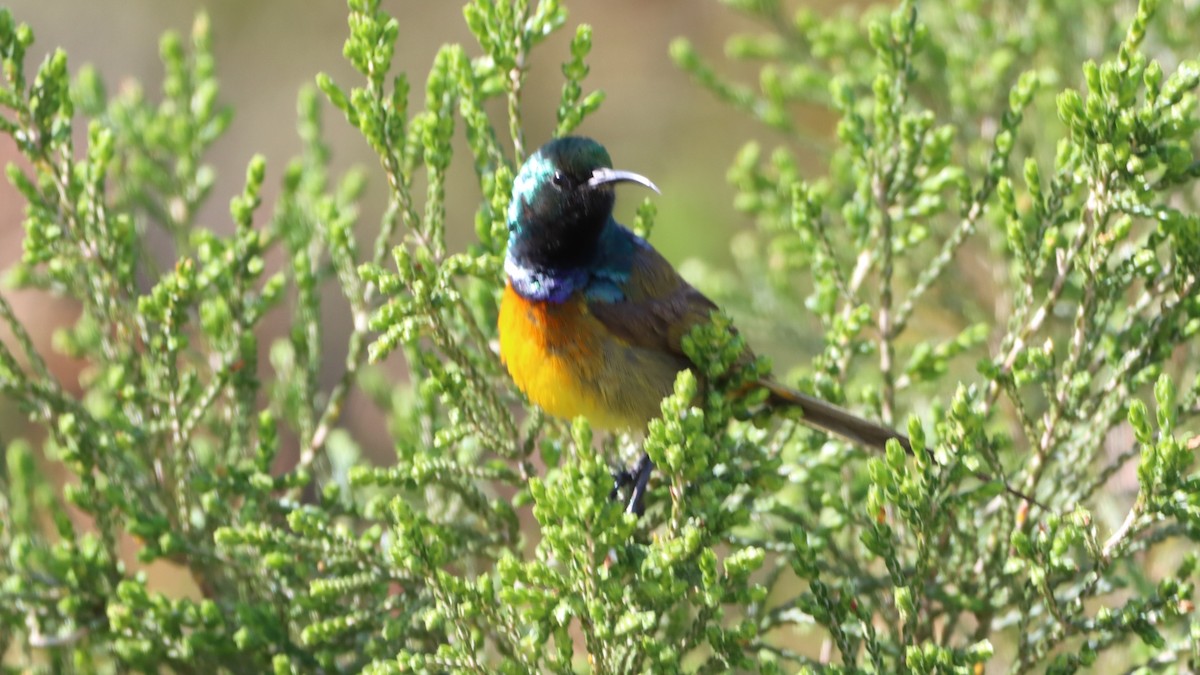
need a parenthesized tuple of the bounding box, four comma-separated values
(498, 282, 630, 428)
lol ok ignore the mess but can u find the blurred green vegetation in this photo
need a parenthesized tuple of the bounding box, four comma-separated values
(0, 0, 784, 464)
(1, 0, 1199, 672)
(0, 0, 765, 261)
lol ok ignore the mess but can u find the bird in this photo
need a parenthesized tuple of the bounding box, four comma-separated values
(498, 136, 910, 514)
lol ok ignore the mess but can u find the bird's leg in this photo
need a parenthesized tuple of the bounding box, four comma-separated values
(609, 452, 655, 516)
(625, 452, 654, 516)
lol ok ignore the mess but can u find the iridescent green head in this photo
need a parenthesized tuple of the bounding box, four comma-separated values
(506, 137, 659, 291)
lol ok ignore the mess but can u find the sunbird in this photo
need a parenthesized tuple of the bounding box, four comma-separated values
(498, 136, 909, 513)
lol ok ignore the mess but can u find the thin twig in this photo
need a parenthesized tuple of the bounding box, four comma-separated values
(983, 187, 1097, 414)
(875, 172, 896, 426)
(1101, 495, 1143, 558)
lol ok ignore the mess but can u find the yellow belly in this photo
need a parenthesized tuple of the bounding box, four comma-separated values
(498, 282, 679, 430)
(498, 283, 628, 428)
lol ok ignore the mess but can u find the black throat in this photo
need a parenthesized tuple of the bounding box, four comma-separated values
(509, 188, 615, 272)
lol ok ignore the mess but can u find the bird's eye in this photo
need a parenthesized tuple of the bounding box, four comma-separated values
(551, 171, 568, 190)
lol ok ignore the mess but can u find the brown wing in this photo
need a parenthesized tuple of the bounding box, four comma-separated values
(589, 242, 911, 453)
(586, 244, 718, 359)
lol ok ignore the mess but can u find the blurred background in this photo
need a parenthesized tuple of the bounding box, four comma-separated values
(1, 0, 877, 489)
(0, 0, 828, 444)
(1, 0, 837, 597)
(0, 0, 799, 269)
(3, 4, 1189, 670)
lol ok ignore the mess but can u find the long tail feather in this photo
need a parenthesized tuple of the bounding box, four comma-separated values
(759, 380, 1048, 506)
(759, 379, 910, 453)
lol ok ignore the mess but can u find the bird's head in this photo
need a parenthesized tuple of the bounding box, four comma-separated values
(506, 136, 659, 272)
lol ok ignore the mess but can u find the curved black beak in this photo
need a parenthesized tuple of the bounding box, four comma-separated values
(587, 167, 661, 194)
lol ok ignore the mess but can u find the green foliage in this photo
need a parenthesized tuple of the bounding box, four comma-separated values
(1, 0, 1199, 673)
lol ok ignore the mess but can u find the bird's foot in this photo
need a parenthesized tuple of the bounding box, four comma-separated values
(610, 453, 654, 517)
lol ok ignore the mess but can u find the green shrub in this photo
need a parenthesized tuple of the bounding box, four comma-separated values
(1, 0, 1198, 672)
